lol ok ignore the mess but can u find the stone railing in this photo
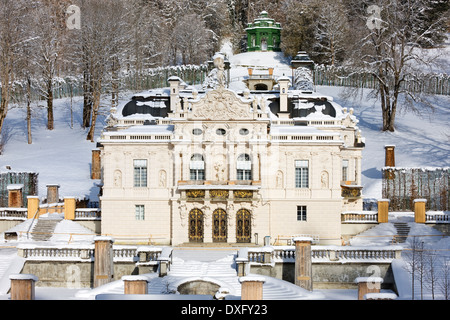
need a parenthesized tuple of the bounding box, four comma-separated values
(425, 211, 450, 223)
(74, 208, 101, 220)
(240, 245, 402, 265)
(0, 208, 28, 220)
(17, 244, 167, 264)
(341, 211, 378, 223)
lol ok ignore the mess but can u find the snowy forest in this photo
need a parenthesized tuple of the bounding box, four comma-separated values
(0, 0, 449, 145)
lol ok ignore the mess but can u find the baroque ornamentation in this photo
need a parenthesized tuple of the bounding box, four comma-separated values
(190, 87, 252, 121)
(186, 190, 206, 199)
(210, 190, 229, 199)
(234, 190, 253, 199)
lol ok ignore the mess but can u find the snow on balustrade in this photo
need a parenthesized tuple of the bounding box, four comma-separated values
(74, 208, 101, 220)
(341, 211, 378, 223)
(425, 211, 450, 223)
(0, 208, 28, 219)
(245, 245, 402, 264)
(17, 244, 165, 263)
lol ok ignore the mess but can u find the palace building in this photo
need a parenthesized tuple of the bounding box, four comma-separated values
(97, 53, 365, 246)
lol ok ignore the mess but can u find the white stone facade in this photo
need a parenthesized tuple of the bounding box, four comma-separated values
(98, 57, 365, 246)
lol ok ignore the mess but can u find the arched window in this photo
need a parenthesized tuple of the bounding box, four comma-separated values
(190, 154, 205, 180)
(237, 154, 252, 180)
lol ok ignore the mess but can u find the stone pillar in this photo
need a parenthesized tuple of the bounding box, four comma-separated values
(414, 199, 427, 223)
(7, 184, 24, 208)
(239, 276, 265, 300)
(235, 258, 247, 277)
(9, 274, 38, 300)
(122, 276, 148, 294)
(94, 236, 115, 288)
(355, 277, 383, 300)
(294, 237, 313, 291)
(377, 199, 390, 223)
(64, 197, 76, 220)
(384, 145, 395, 167)
(27, 196, 40, 219)
(46, 184, 60, 204)
(91, 149, 101, 180)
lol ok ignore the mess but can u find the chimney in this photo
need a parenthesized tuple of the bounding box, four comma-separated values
(168, 76, 181, 113)
(278, 77, 290, 119)
(384, 145, 395, 167)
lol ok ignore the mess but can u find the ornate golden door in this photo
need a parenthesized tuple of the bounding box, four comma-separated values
(189, 208, 204, 243)
(213, 209, 227, 242)
(236, 209, 251, 243)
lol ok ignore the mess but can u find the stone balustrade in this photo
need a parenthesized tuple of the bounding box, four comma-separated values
(242, 245, 402, 265)
(17, 244, 167, 264)
(341, 211, 378, 223)
(425, 211, 450, 223)
(0, 207, 28, 219)
(74, 208, 101, 220)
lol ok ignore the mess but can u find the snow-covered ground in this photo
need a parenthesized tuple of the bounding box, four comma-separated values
(0, 46, 449, 300)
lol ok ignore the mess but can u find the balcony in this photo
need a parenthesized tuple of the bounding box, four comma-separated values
(178, 180, 261, 202)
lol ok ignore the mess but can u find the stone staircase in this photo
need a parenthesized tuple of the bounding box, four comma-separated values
(31, 215, 63, 242)
(393, 222, 411, 243)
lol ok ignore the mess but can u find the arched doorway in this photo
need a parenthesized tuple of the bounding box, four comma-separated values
(261, 38, 268, 51)
(236, 209, 251, 243)
(189, 208, 204, 243)
(212, 209, 227, 243)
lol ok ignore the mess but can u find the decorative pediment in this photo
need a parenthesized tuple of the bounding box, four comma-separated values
(189, 87, 253, 121)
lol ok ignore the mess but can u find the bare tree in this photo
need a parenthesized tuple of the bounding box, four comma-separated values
(172, 13, 213, 65)
(348, 0, 449, 132)
(439, 258, 450, 300)
(425, 250, 439, 300)
(313, 0, 350, 66)
(32, 1, 68, 131)
(0, 0, 29, 142)
(79, 0, 128, 142)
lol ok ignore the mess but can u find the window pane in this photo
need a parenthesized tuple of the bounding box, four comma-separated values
(134, 160, 147, 187)
(135, 205, 145, 220)
(342, 160, 349, 181)
(295, 160, 309, 188)
(297, 206, 307, 221)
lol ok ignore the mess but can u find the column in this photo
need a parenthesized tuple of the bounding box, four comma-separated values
(414, 199, 427, 223)
(9, 274, 38, 300)
(64, 197, 76, 220)
(355, 277, 383, 300)
(94, 236, 115, 288)
(377, 199, 390, 223)
(27, 196, 40, 219)
(239, 276, 265, 300)
(122, 275, 148, 295)
(294, 237, 313, 291)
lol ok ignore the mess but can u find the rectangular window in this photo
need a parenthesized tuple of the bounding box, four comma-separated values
(342, 159, 349, 181)
(237, 169, 252, 180)
(295, 160, 309, 188)
(135, 205, 145, 221)
(134, 160, 147, 187)
(297, 206, 307, 221)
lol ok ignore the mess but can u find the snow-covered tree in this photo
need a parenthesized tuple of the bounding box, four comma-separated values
(0, 0, 30, 144)
(347, 0, 449, 132)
